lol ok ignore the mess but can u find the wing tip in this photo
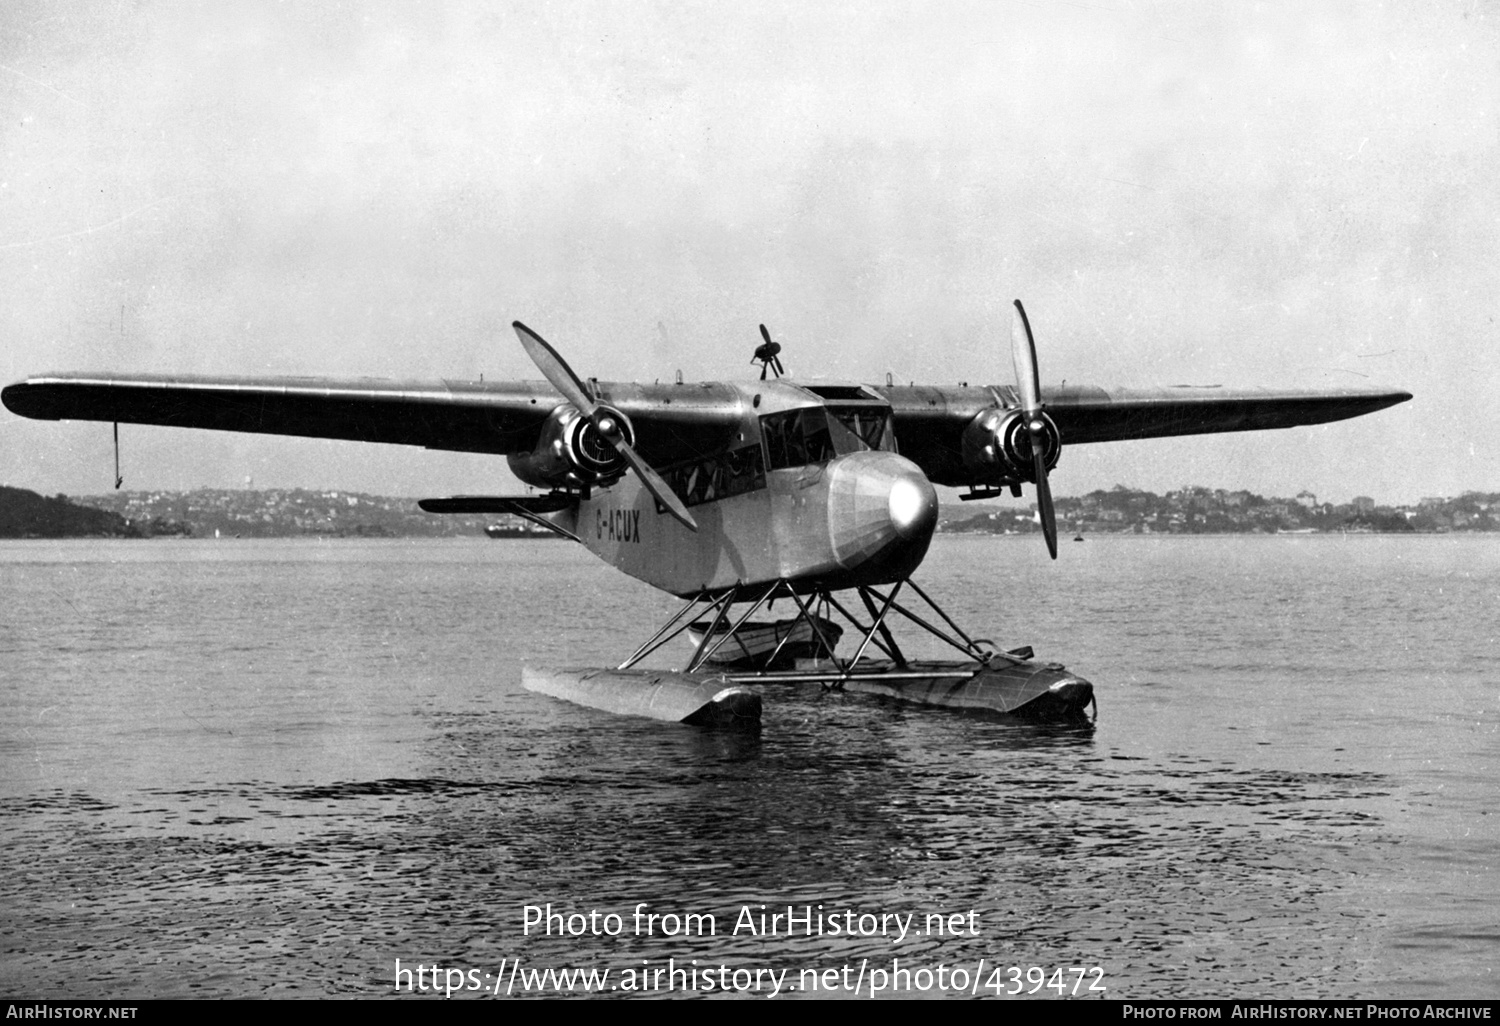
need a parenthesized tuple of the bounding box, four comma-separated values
(1366, 388, 1413, 412)
(2, 380, 56, 420)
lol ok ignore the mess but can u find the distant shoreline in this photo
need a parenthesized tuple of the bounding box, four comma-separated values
(3, 483, 1494, 539)
(1, 529, 1480, 544)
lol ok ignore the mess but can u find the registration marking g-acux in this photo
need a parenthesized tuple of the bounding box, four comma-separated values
(598, 508, 641, 543)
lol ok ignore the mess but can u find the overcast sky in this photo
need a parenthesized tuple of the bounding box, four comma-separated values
(1, 1, 1494, 505)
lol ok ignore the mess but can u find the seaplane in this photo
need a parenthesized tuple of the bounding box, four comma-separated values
(2, 301, 1410, 725)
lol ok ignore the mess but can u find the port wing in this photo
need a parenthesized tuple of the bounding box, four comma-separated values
(882, 383, 1412, 487)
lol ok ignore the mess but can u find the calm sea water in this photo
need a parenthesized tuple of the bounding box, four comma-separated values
(0, 535, 1495, 1000)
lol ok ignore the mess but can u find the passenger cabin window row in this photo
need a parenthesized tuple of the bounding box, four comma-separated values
(661, 443, 766, 508)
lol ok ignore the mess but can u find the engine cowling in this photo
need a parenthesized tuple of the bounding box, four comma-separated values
(960, 407, 1061, 485)
(507, 402, 635, 489)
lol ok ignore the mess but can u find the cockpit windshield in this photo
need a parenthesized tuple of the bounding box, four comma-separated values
(759, 404, 895, 471)
(827, 406, 891, 452)
(761, 407, 835, 470)
(658, 402, 898, 512)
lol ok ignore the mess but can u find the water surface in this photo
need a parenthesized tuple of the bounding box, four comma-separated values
(1, 535, 1495, 998)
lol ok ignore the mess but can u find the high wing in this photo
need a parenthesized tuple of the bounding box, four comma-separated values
(883, 382, 1412, 487)
(0, 372, 744, 466)
(1, 372, 1409, 488)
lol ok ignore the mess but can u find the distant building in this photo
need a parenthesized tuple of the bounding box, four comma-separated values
(1295, 490, 1317, 508)
(1352, 496, 1375, 513)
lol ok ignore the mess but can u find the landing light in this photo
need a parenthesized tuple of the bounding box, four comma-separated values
(889, 477, 928, 534)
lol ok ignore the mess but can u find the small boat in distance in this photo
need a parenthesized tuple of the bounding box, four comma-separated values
(484, 522, 564, 539)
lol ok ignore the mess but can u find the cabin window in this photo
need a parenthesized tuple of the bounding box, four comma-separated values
(660, 443, 766, 509)
(760, 408, 837, 470)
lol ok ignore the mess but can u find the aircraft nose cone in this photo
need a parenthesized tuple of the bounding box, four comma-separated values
(827, 452, 938, 584)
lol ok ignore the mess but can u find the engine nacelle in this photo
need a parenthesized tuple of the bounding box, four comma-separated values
(507, 402, 634, 490)
(960, 408, 1061, 485)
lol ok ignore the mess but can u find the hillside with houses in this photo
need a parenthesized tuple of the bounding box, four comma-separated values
(941, 486, 1498, 536)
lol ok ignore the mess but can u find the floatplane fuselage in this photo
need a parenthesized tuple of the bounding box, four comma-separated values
(555, 381, 938, 597)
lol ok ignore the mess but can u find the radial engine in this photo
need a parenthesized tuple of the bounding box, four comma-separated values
(507, 402, 634, 490)
(960, 406, 1060, 487)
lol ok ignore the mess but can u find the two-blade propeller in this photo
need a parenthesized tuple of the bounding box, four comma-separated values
(753, 324, 785, 380)
(513, 322, 698, 533)
(1010, 300, 1058, 559)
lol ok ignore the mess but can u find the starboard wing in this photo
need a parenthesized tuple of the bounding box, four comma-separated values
(0, 373, 743, 465)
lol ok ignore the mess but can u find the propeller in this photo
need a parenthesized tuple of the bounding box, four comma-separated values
(1010, 300, 1058, 559)
(513, 321, 698, 533)
(753, 324, 785, 380)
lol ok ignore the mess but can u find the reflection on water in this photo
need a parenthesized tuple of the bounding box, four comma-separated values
(0, 536, 1496, 998)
